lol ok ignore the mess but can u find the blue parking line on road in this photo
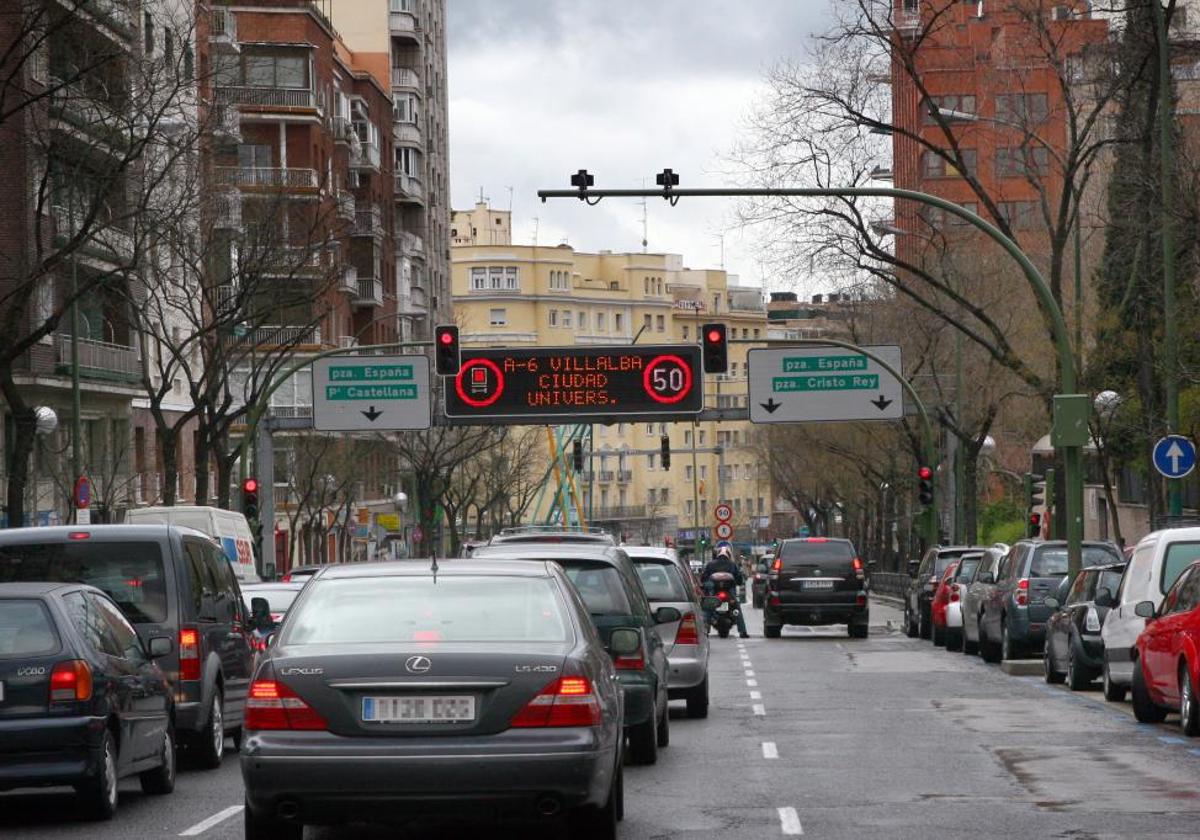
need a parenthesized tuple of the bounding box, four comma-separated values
(1159, 735, 1187, 745)
(1189, 748, 1200, 757)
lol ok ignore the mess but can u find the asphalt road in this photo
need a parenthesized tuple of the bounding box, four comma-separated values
(6, 598, 1200, 838)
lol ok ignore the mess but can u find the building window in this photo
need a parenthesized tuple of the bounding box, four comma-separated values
(998, 200, 1040, 230)
(995, 93, 1049, 125)
(684, 430, 692, 445)
(646, 424, 654, 435)
(238, 143, 272, 168)
(596, 312, 607, 331)
(754, 328, 760, 339)
(489, 308, 506, 326)
(758, 497, 765, 513)
(686, 499, 694, 517)
(243, 51, 309, 89)
(578, 311, 587, 330)
(614, 313, 624, 333)
(562, 310, 573, 328)
(548, 309, 559, 327)
(656, 314, 665, 331)
(682, 325, 690, 340)
(923, 94, 977, 123)
(995, 146, 1050, 178)
(922, 149, 976, 178)
(644, 313, 652, 330)
(647, 453, 656, 470)
(470, 267, 486, 290)
(660, 488, 669, 504)
(685, 465, 694, 481)
(700, 465, 707, 479)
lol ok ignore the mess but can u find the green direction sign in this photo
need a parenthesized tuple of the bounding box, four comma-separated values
(313, 356, 431, 431)
(773, 374, 880, 392)
(748, 345, 903, 423)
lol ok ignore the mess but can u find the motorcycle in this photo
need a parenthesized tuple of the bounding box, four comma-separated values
(703, 571, 742, 639)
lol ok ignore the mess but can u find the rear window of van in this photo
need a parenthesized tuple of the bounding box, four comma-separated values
(1162, 542, 1200, 595)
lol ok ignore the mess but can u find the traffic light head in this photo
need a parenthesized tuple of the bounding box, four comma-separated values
(241, 477, 260, 522)
(660, 434, 671, 470)
(572, 440, 584, 472)
(1028, 511, 1042, 537)
(434, 324, 460, 376)
(701, 323, 728, 374)
(917, 466, 934, 506)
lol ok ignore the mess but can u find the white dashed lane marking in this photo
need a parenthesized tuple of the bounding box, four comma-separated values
(745, 670, 756, 677)
(747, 679, 758, 687)
(762, 741, 779, 759)
(750, 690, 762, 700)
(753, 703, 766, 716)
(778, 806, 803, 835)
(179, 805, 244, 836)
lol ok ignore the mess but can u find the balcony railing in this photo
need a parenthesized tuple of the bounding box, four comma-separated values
(340, 264, 358, 294)
(268, 405, 312, 419)
(393, 121, 421, 145)
(335, 190, 355, 220)
(211, 105, 241, 142)
(212, 190, 241, 229)
(353, 206, 383, 236)
(390, 68, 421, 90)
(350, 140, 381, 171)
(69, 0, 134, 34)
(259, 246, 326, 277)
(51, 205, 133, 262)
(593, 504, 648, 520)
(617, 470, 633, 483)
(390, 10, 419, 35)
(215, 86, 315, 110)
(397, 230, 424, 257)
(598, 470, 615, 483)
(353, 277, 384, 308)
(237, 325, 322, 346)
(54, 333, 139, 380)
(394, 172, 423, 201)
(330, 115, 354, 144)
(214, 166, 318, 189)
(209, 8, 238, 48)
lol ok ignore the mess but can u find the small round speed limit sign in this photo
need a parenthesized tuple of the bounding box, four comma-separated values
(715, 522, 734, 540)
(714, 503, 733, 522)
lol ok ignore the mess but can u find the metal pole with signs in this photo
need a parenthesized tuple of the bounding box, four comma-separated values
(312, 356, 432, 431)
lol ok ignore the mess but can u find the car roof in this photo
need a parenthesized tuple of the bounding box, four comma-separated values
(242, 581, 306, 590)
(313, 559, 557, 579)
(621, 546, 676, 559)
(0, 524, 212, 543)
(0, 581, 84, 596)
(471, 543, 625, 564)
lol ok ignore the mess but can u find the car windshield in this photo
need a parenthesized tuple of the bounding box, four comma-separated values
(1029, 545, 1121, 578)
(633, 561, 690, 601)
(284, 575, 570, 645)
(779, 541, 854, 569)
(559, 562, 634, 616)
(245, 587, 301, 614)
(0, 599, 60, 656)
(0, 542, 168, 623)
(1162, 542, 1200, 595)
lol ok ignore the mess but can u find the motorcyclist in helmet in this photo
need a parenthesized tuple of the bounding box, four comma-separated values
(701, 546, 750, 638)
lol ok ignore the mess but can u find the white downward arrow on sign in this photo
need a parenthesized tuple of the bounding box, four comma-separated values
(1167, 440, 1186, 473)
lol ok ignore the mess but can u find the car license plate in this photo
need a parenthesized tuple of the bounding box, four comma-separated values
(361, 695, 475, 724)
(804, 580, 835, 590)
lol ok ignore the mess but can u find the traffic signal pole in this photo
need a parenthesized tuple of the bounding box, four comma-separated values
(540, 178, 1085, 577)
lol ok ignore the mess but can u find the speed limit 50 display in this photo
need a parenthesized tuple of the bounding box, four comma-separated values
(444, 345, 704, 420)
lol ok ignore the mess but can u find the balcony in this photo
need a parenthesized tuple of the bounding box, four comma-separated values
(892, 6, 921, 35)
(339, 265, 359, 294)
(335, 190, 356, 221)
(47, 78, 129, 152)
(212, 190, 242, 230)
(215, 86, 315, 111)
(397, 230, 424, 257)
(214, 166, 318, 190)
(593, 504, 648, 520)
(353, 276, 384, 308)
(393, 120, 421, 146)
(394, 172, 424, 202)
(409, 285, 428, 313)
(258, 246, 327, 278)
(51, 205, 133, 264)
(211, 105, 241, 144)
(55, 0, 134, 39)
(598, 470, 615, 483)
(54, 334, 139, 382)
(353, 206, 383, 237)
(617, 470, 633, 483)
(389, 8, 420, 36)
(350, 140, 381, 171)
(390, 68, 421, 91)
(236, 325, 322, 347)
(209, 8, 239, 51)
(331, 115, 354, 145)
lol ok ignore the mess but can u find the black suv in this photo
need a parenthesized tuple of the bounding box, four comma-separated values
(904, 546, 988, 640)
(0, 525, 253, 769)
(763, 538, 869, 639)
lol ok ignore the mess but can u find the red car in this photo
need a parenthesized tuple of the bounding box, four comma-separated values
(1132, 559, 1200, 734)
(929, 561, 959, 648)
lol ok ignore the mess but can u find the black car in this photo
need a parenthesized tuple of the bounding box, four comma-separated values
(903, 546, 988, 640)
(0, 525, 254, 769)
(472, 542, 678, 765)
(1043, 561, 1127, 689)
(241, 560, 625, 840)
(0, 582, 175, 819)
(762, 538, 869, 639)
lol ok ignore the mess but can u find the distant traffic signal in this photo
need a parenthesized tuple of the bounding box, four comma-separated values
(917, 466, 934, 506)
(241, 477, 260, 522)
(701, 323, 728, 374)
(660, 434, 671, 470)
(434, 324, 460, 376)
(572, 440, 584, 472)
(1028, 472, 1046, 508)
(1028, 511, 1042, 538)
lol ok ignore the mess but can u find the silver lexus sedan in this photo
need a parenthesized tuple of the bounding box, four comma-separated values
(240, 559, 625, 839)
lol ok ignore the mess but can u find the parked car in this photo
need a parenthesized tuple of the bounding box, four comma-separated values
(123, 505, 259, 583)
(979, 540, 1122, 662)
(762, 537, 868, 639)
(241, 559, 625, 839)
(1043, 562, 1127, 690)
(943, 552, 983, 651)
(281, 564, 326, 582)
(929, 562, 959, 647)
(623, 546, 710, 718)
(1101, 527, 1200, 702)
(961, 547, 1006, 657)
(0, 525, 254, 769)
(0, 582, 175, 819)
(488, 525, 614, 546)
(1130, 559, 1200, 735)
(751, 554, 773, 608)
(904, 546, 987, 639)
(471, 542, 677, 765)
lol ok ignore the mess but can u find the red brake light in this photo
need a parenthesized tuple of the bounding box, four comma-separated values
(772, 558, 782, 572)
(244, 679, 327, 731)
(717, 590, 730, 601)
(674, 613, 700, 646)
(510, 676, 601, 728)
(68, 532, 90, 541)
(856, 593, 867, 608)
(50, 660, 92, 702)
(179, 627, 200, 681)
(805, 537, 829, 543)
(1016, 578, 1029, 606)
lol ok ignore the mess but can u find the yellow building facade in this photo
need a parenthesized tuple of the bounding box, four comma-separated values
(451, 220, 772, 556)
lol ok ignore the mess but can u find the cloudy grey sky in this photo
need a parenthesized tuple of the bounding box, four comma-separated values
(446, 1, 835, 287)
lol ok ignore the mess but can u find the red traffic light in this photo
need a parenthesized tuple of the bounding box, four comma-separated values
(1029, 512, 1041, 524)
(439, 330, 454, 345)
(917, 466, 933, 480)
(242, 478, 259, 494)
(706, 328, 722, 343)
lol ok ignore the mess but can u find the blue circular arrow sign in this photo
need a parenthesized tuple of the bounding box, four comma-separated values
(1153, 435, 1197, 479)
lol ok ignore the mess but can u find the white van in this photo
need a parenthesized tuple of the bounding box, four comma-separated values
(124, 505, 261, 583)
(1101, 527, 1200, 701)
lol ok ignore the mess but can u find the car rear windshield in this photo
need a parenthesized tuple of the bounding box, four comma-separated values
(0, 542, 168, 623)
(1096, 568, 1125, 598)
(778, 541, 855, 570)
(284, 576, 570, 644)
(1161, 542, 1200, 595)
(1029, 545, 1121, 578)
(552, 561, 633, 615)
(956, 555, 982, 581)
(633, 561, 690, 601)
(246, 588, 301, 614)
(0, 599, 60, 657)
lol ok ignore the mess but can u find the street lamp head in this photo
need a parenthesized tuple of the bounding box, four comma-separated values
(981, 435, 997, 456)
(34, 406, 58, 436)
(1094, 389, 1122, 417)
(570, 169, 594, 190)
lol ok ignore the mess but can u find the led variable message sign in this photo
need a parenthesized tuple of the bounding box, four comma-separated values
(444, 345, 704, 420)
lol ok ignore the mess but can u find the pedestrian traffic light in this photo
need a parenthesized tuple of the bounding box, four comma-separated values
(660, 434, 671, 470)
(241, 477, 260, 522)
(917, 466, 934, 506)
(434, 324, 460, 376)
(1028, 511, 1042, 538)
(701, 323, 728, 374)
(572, 439, 584, 472)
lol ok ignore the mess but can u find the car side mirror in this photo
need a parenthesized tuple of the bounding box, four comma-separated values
(1134, 601, 1156, 620)
(147, 636, 172, 659)
(1043, 597, 1060, 611)
(654, 606, 682, 625)
(609, 628, 641, 656)
(1095, 588, 1114, 609)
(251, 596, 270, 616)
(265, 632, 277, 648)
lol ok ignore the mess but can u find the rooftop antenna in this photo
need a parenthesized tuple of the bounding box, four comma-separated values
(506, 185, 514, 214)
(713, 232, 725, 269)
(532, 216, 539, 247)
(477, 186, 487, 204)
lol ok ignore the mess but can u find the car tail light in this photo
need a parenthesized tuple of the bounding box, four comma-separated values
(244, 679, 327, 731)
(67, 531, 90, 541)
(717, 590, 730, 601)
(179, 627, 201, 681)
(769, 595, 781, 607)
(852, 558, 865, 580)
(49, 660, 92, 702)
(281, 573, 292, 582)
(675, 613, 700, 645)
(950, 585, 961, 603)
(772, 558, 782, 572)
(510, 676, 601, 728)
(1016, 578, 1029, 607)
(856, 593, 867, 608)
(1085, 607, 1101, 632)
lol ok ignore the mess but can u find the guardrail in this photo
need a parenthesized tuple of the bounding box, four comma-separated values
(869, 571, 909, 600)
